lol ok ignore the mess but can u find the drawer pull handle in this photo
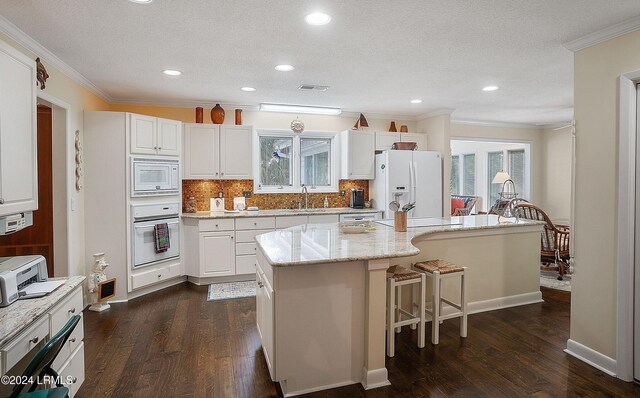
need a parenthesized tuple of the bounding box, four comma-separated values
(257, 281, 264, 288)
(72, 377, 77, 383)
(68, 308, 76, 314)
(69, 337, 77, 343)
(254, 222, 257, 225)
(30, 336, 39, 344)
(215, 224, 219, 227)
(158, 274, 162, 278)
(0, 198, 4, 204)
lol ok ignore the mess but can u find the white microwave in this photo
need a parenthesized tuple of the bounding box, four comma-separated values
(131, 158, 180, 197)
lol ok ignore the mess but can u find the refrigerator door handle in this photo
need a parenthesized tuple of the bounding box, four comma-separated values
(412, 161, 418, 215)
(409, 161, 415, 204)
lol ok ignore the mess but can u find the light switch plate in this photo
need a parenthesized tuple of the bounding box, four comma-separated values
(243, 190, 252, 198)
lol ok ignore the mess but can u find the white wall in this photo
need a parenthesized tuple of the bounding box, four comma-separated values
(541, 126, 572, 223)
(451, 140, 528, 212)
(417, 114, 451, 215)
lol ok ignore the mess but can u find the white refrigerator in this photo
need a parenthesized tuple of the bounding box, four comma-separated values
(370, 151, 442, 219)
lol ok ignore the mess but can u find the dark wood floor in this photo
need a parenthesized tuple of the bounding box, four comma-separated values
(77, 284, 640, 398)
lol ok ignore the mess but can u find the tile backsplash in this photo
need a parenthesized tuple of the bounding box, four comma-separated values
(182, 180, 369, 211)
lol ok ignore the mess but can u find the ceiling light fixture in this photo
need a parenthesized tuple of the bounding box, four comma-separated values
(305, 12, 331, 25)
(275, 64, 295, 72)
(162, 69, 182, 76)
(241, 87, 256, 92)
(410, 99, 423, 104)
(129, 0, 153, 4)
(260, 103, 341, 115)
(482, 86, 499, 91)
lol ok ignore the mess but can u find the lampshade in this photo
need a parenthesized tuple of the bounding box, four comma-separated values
(492, 171, 511, 184)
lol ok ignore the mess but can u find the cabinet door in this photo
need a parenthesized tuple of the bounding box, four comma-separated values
(348, 131, 375, 179)
(220, 125, 252, 179)
(157, 118, 181, 156)
(200, 232, 235, 277)
(401, 133, 427, 150)
(256, 266, 275, 379)
(0, 40, 37, 216)
(183, 124, 219, 179)
(375, 132, 400, 151)
(130, 114, 157, 155)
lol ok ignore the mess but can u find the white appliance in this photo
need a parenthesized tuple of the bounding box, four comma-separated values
(0, 255, 64, 307)
(131, 202, 180, 268)
(370, 151, 442, 219)
(131, 157, 180, 197)
(0, 212, 33, 235)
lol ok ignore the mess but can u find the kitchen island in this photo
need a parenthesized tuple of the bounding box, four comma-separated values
(254, 215, 544, 397)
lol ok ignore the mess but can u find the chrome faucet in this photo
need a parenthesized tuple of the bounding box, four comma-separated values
(301, 185, 309, 210)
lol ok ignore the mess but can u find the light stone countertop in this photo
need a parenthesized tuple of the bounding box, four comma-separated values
(0, 276, 85, 347)
(181, 207, 382, 219)
(255, 215, 544, 267)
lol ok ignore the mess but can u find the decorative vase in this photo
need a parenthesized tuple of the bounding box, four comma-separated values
(211, 104, 225, 124)
(400, 125, 408, 133)
(195, 107, 203, 123)
(235, 109, 242, 125)
(389, 121, 397, 132)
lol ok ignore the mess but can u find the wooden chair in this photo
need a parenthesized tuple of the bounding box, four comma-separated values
(512, 203, 570, 280)
(451, 195, 477, 216)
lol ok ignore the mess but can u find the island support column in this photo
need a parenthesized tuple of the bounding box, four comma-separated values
(362, 258, 392, 389)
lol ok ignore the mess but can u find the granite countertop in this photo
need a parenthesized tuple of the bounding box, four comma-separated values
(255, 215, 545, 267)
(181, 207, 382, 219)
(0, 276, 85, 347)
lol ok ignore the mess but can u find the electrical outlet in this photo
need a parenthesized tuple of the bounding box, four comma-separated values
(217, 190, 224, 198)
(243, 190, 252, 198)
(340, 190, 346, 197)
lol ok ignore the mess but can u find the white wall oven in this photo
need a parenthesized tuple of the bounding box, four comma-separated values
(131, 157, 179, 197)
(131, 202, 180, 269)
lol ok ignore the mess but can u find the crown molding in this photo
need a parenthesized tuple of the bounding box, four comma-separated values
(563, 15, 640, 52)
(451, 118, 542, 129)
(540, 121, 574, 130)
(416, 108, 456, 120)
(340, 110, 417, 120)
(110, 98, 260, 112)
(0, 15, 112, 102)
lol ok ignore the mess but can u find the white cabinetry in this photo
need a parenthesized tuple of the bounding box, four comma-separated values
(130, 114, 181, 156)
(340, 130, 375, 180)
(256, 261, 275, 378)
(200, 232, 236, 277)
(0, 40, 37, 216)
(183, 124, 253, 180)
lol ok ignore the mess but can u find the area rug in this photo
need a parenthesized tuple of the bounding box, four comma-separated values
(207, 281, 256, 301)
(540, 270, 571, 292)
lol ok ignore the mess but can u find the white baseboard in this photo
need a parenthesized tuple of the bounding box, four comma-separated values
(565, 339, 617, 377)
(361, 367, 391, 390)
(468, 291, 543, 314)
(281, 379, 358, 397)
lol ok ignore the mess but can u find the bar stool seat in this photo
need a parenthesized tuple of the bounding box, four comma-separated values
(413, 260, 468, 345)
(386, 265, 426, 357)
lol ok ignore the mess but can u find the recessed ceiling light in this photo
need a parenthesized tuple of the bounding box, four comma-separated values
(129, 0, 153, 4)
(305, 12, 331, 25)
(275, 64, 295, 72)
(482, 85, 499, 91)
(162, 69, 182, 76)
(241, 87, 256, 92)
(410, 99, 423, 104)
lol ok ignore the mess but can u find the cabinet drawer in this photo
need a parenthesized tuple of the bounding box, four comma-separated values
(236, 255, 256, 275)
(53, 313, 84, 370)
(1, 317, 48, 373)
(50, 287, 83, 335)
(235, 217, 275, 231)
(275, 215, 308, 229)
(236, 242, 256, 256)
(131, 262, 181, 290)
(59, 342, 85, 398)
(308, 214, 340, 223)
(199, 218, 234, 232)
(236, 229, 273, 243)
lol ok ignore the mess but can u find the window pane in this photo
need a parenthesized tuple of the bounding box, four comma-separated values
(259, 136, 293, 187)
(450, 155, 459, 195)
(509, 149, 525, 198)
(488, 151, 504, 205)
(300, 138, 331, 187)
(463, 154, 475, 195)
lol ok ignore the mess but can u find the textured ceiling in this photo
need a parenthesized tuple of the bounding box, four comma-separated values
(2, 0, 640, 125)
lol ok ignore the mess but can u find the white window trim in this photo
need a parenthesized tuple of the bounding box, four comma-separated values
(487, 150, 504, 206)
(254, 129, 339, 194)
(451, 152, 477, 196)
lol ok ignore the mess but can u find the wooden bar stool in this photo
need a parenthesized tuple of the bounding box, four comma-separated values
(412, 260, 468, 345)
(386, 265, 426, 357)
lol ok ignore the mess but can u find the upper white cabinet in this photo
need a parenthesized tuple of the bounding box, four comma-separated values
(375, 132, 400, 151)
(340, 130, 375, 180)
(130, 114, 181, 156)
(183, 123, 253, 180)
(220, 125, 253, 179)
(0, 40, 37, 216)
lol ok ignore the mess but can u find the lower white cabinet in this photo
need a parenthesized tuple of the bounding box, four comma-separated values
(256, 262, 275, 379)
(130, 262, 182, 290)
(58, 342, 85, 398)
(200, 232, 236, 277)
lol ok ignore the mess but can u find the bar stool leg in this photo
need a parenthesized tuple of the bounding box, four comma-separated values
(438, 278, 444, 324)
(395, 285, 402, 333)
(410, 281, 417, 330)
(418, 273, 426, 348)
(460, 268, 468, 338)
(387, 278, 395, 357)
(432, 271, 440, 345)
